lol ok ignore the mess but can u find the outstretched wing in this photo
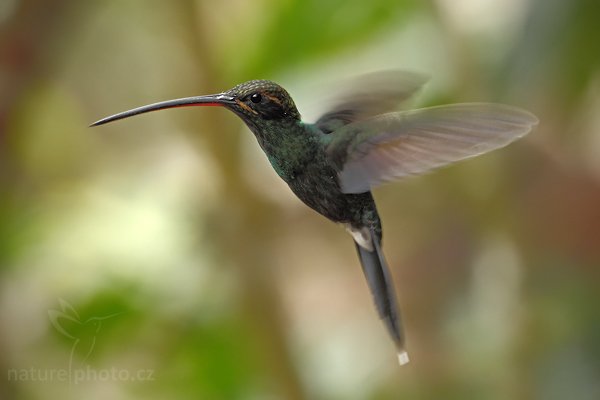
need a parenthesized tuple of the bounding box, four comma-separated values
(326, 103, 538, 194)
(314, 70, 428, 133)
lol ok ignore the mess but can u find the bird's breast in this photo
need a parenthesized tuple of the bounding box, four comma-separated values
(286, 162, 353, 223)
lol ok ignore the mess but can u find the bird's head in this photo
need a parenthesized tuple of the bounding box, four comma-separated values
(90, 80, 301, 129)
(226, 80, 300, 122)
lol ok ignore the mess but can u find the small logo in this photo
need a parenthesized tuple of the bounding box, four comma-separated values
(6, 300, 153, 385)
(48, 299, 121, 369)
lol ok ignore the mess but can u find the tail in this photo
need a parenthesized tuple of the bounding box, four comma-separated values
(354, 230, 409, 365)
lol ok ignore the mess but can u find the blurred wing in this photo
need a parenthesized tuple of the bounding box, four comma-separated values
(326, 103, 538, 194)
(315, 70, 428, 133)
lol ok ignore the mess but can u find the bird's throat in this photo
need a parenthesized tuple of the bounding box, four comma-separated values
(249, 121, 320, 182)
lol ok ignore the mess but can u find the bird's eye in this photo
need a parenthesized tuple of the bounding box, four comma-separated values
(250, 93, 262, 104)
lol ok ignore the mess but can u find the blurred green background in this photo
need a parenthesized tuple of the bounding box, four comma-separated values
(1, 0, 599, 399)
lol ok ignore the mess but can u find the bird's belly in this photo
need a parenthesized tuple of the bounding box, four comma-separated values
(287, 169, 370, 225)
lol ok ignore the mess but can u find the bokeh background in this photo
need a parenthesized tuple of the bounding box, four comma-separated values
(1, 0, 600, 399)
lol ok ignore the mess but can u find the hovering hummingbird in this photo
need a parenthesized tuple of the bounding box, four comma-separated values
(91, 71, 538, 364)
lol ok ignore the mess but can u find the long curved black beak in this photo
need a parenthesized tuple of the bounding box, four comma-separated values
(90, 93, 235, 127)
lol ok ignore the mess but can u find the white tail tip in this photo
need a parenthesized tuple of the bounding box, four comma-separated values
(397, 350, 410, 366)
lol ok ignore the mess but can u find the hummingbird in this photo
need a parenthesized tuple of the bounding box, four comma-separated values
(91, 71, 538, 364)
(48, 299, 122, 369)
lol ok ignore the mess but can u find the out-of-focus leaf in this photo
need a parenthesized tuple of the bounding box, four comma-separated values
(502, 0, 600, 107)
(232, 0, 420, 79)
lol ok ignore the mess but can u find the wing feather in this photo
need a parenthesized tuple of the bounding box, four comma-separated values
(326, 103, 538, 193)
(314, 70, 428, 133)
